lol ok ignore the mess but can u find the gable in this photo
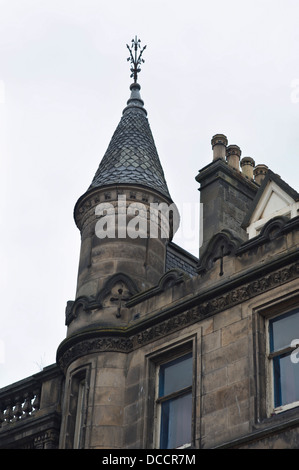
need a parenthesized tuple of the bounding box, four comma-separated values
(261, 189, 291, 218)
(246, 180, 299, 238)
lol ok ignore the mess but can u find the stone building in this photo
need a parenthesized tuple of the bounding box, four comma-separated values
(1, 45, 299, 449)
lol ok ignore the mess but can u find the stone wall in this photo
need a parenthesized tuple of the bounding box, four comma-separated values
(57, 223, 299, 448)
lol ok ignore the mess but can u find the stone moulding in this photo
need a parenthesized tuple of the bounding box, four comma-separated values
(57, 255, 299, 372)
(126, 268, 188, 307)
(237, 215, 299, 254)
(65, 270, 187, 326)
(73, 183, 173, 231)
(65, 273, 139, 326)
(197, 229, 242, 275)
(212, 416, 299, 449)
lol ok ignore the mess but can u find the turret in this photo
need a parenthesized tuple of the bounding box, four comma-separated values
(67, 80, 178, 337)
(57, 38, 179, 449)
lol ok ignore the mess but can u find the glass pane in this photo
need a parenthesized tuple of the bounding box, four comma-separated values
(159, 352, 192, 397)
(74, 380, 85, 449)
(273, 353, 299, 407)
(269, 309, 299, 353)
(160, 392, 192, 449)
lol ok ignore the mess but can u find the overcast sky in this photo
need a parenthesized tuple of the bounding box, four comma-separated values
(0, 0, 299, 388)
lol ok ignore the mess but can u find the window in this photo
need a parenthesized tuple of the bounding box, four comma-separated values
(156, 352, 193, 449)
(64, 366, 90, 449)
(268, 308, 299, 412)
(73, 379, 86, 449)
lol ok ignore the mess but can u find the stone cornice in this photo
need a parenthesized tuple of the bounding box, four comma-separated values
(238, 215, 299, 253)
(73, 184, 173, 231)
(56, 250, 299, 372)
(195, 158, 258, 195)
(0, 364, 62, 396)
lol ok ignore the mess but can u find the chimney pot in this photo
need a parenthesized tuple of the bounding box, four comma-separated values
(253, 164, 268, 185)
(226, 144, 241, 170)
(211, 134, 228, 161)
(240, 156, 255, 180)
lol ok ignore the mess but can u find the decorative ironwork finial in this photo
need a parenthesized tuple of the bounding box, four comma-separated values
(126, 36, 147, 83)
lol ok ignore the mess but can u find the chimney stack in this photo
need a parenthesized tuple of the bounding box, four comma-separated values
(226, 144, 241, 171)
(196, 135, 259, 257)
(240, 157, 255, 180)
(211, 134, 228, 161)
(254, 164, 268, 185)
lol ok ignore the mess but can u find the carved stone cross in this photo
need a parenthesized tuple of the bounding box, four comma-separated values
(213, 245, 230, 277)
(110, 288, 130, 318)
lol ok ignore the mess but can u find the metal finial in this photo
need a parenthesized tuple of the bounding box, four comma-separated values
(126, 36, 147, 83)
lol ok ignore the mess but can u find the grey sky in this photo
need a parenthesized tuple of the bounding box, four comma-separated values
(0, 0, 299, 387)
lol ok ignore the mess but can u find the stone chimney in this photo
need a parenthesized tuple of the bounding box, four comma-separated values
(240, 157, 255, 180)
(226, 144, 241, 171)
(254, 164, 268, 185)
(211, 134, 228, 161)
(195, 135, 259, 257)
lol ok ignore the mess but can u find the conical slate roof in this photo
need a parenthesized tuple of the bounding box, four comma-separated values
(88, 83, 171, 200)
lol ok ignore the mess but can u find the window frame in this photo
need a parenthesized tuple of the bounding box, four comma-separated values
(64, 365, 90, 449)
(73, 378, 87, 449)
(155, 351, 193, 449)
(266, 308, 299, 414)
(145, 336, 197, 449)
(253, 293, 299, 422)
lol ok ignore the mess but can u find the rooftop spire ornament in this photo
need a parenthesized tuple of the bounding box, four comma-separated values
(126, 36, 147, 83)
